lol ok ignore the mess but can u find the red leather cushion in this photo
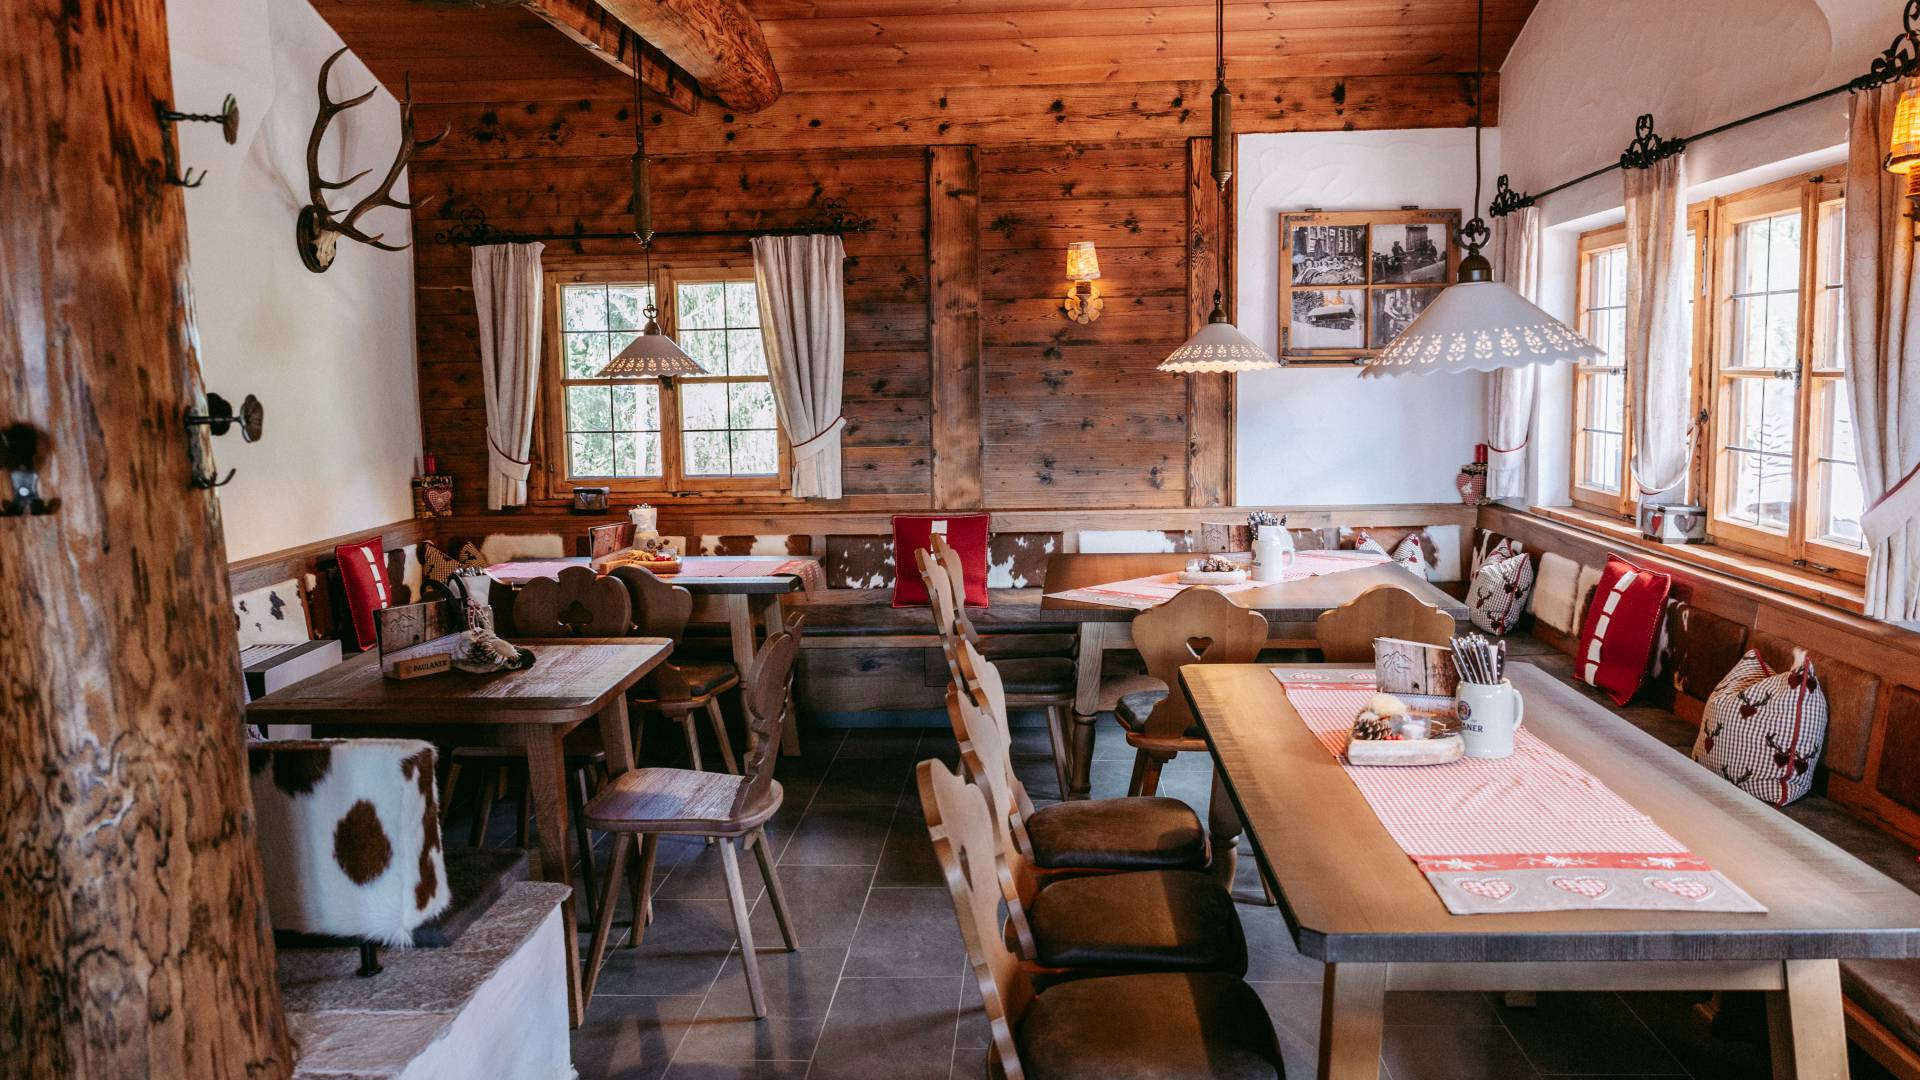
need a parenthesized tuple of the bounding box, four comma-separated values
(891, 513, 989, 608)
(1575, 555, 1671, 706)
(334, 536, 393, 650)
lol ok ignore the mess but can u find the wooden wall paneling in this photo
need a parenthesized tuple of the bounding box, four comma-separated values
(1186, 135, 1235, 507)
(928, 144, 984, 509)
(409, 74, 1494, 157)
(2, 0, 292, 1073)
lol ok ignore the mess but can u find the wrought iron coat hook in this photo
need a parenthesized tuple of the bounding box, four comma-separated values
(185, 392, 264, 489)
(156, 94, 240, 188)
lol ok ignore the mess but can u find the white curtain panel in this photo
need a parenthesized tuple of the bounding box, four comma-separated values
(752, 234, 848, 499)
(1845, 85, 1920, 622)
(471, 242, 546, 510)
(1623, 153, 1694, 498)
(1489, 206, 1543, 501)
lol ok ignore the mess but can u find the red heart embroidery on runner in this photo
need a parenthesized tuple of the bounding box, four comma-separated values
(1646, 877, 1716, 902)
(1456, 879, 1514, 902)
(1551, 876, 1611, 900)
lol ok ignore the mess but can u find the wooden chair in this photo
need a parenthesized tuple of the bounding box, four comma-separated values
(918, 547, 1076, 800)
(930, 532, 1077, 660)
(446, 564, 625, 917)
(918, 759, 1283, 1080)
(946, 638, 1208, 876)
(581, 627, 802, 1018)
(1120, 586, 1269, 796)
(611, 565, 741, 774)
(1314, 583, 1456, 662)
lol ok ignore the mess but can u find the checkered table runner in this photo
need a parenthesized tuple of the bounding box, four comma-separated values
(1272, 671, 1766, 915)
(1044, 550, 1392, 611)
(675, 556, 825, 595)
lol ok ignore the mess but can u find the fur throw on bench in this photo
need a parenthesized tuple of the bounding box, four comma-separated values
(249, 739, 452, 945)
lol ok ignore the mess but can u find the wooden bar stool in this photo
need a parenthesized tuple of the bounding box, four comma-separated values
(919, 759, 1284, 1080)
(918, 547, 1076, 800)
(1314, 583, 1456, 661)
(611, 565, 742, 774)
(1118, 586, 1268, 796)
(947, 637, 1208, 875)
(943, 686, 1245, 978)
(580, 628, 802, 1018)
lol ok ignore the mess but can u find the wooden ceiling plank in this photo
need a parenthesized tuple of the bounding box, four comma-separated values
(592, 0, 784, 111)
(756, 5, 1525, 47)
(745, 0, 1532, 21)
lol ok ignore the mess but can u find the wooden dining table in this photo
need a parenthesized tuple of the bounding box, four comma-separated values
(1039, 551, 1468, 797)
(245, 638, 672, 1028)
(1183, 660, 1920, 1080)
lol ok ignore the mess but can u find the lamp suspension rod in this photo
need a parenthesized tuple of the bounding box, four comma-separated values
(1494, 0, 1919, 216)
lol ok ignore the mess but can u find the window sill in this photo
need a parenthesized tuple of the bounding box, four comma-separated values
(1529, 504, 1866, 616)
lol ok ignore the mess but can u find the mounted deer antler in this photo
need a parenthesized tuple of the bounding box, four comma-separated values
(296, 47, 445, 273)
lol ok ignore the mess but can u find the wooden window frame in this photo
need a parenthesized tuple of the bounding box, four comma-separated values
(1571, 225, 1632, 517)
(1701, 171, 1866, 579)
(533, 264, 792, 502)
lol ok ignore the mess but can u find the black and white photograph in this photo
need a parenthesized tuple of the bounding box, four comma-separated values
(1290, 224, 1367, 285)
(1369, 287, 1440, 348)
(1370, 223, 1449, 283)
(1288, 288, 1365, 349)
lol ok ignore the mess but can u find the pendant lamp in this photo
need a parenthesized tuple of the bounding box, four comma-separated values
(596, 75, 705, 380)
(1158, 0, 1279, 374)
(1361, 0, 1600, 377)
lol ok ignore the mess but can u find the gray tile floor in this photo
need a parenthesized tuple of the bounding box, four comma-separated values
(450, 712, 1897, 1080)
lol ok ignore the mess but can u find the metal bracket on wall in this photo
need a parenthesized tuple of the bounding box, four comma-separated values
(156, 94, 240, 188)
(185, 392, 264, 489)
(2, 424, 60, 517)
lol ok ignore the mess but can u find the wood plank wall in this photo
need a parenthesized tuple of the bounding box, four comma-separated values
(409, 127, 1232, 513)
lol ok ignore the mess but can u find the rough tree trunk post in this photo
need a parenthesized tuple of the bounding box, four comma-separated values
(0, 0, 294, 1076)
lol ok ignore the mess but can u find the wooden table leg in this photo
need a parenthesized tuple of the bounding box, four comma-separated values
(1766, 959, 1847, 1080)
(1207, 766, 1241, 894)
(1068, 621, 1106, 799)
(724, 593, 757, 673)
(525, 725, 585, 1027)
(599, 696, 635, 776)
(1318, 962, 1387, 1080)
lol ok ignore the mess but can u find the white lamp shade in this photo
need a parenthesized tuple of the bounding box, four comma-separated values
(594, 318, 707, 378)
(1157, 317, 1281, 373)
(1361, 280, 1600, 377)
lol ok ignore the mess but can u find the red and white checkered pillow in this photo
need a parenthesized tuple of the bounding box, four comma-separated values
(1574, 555, 1670, 705)
(1691, 649, 1828, 806)
(1468, 547, 1533, 635)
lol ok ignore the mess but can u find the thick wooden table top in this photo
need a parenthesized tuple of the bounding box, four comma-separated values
(1037, 552, 1469, 623)
(1182, 661, 1920, 964)
(245, 640, 671, 725)
(490, 556, 809, 594)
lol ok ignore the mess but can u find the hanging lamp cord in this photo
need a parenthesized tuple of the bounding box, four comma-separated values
(1215, 0, 1227, 313)
(1216, 0, 1225, 83)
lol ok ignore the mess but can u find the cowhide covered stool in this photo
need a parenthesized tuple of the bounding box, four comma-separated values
(249, 738, 452, 976)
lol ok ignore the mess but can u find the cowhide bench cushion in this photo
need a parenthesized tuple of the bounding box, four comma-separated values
(249, 739, 452, 946)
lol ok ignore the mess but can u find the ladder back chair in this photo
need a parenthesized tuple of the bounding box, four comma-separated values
(918, 547, 1075, 800)
(612, 565, 742, 774)
(581, 627, 802, 1018)
(1121, 586, 1269, 796)
(946, 639, 1207, 876)
(930, 532, 1077, 660)
(446, 564, 623, 917)
(918, 760, 1284, 1080)
(1314, 584, 1455, 663)
(944, 685, 1246, 979)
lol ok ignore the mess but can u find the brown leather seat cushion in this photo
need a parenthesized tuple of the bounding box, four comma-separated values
(1029, 869, 1246, 975)
(1115, 688, 1201, 739)
(996, 656, 1076, 697)
(1025, 797, 1207, 872)
(977, 632, 1079, 661)
(1017, 971, 1283, 1080)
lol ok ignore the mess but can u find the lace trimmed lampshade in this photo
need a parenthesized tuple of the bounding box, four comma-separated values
(1157, 293, 1281, 373)
(594, 309, 706, 379)
(1361, 279, 1600, 377)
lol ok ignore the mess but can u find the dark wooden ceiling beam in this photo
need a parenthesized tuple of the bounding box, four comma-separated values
(592, 0, 784, 111)
(524, 0, 702, 112)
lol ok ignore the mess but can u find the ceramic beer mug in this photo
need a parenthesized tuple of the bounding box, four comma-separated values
(1250, 527, 1296, 583)
(1455, 679, 1524, 759)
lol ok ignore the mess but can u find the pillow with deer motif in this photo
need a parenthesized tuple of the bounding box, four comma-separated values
(1691, 649, 1828, 806)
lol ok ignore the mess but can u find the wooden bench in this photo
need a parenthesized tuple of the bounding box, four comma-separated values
(1484, 506, 1920, 1079)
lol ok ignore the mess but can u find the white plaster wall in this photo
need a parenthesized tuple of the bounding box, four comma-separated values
(1235, 129, 1498, 505)
(169, 0, 422, 561)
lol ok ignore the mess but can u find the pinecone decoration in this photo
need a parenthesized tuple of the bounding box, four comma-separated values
(1352, 714, 1394, 741)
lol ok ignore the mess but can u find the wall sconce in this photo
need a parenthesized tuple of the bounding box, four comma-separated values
(1887, 85, 1920, 235)
(1062, 241, 1103, 323)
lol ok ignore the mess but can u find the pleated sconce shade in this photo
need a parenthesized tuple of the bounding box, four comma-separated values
(1361, 280, 1601, 377)
(1889, 85, 1920, 173)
